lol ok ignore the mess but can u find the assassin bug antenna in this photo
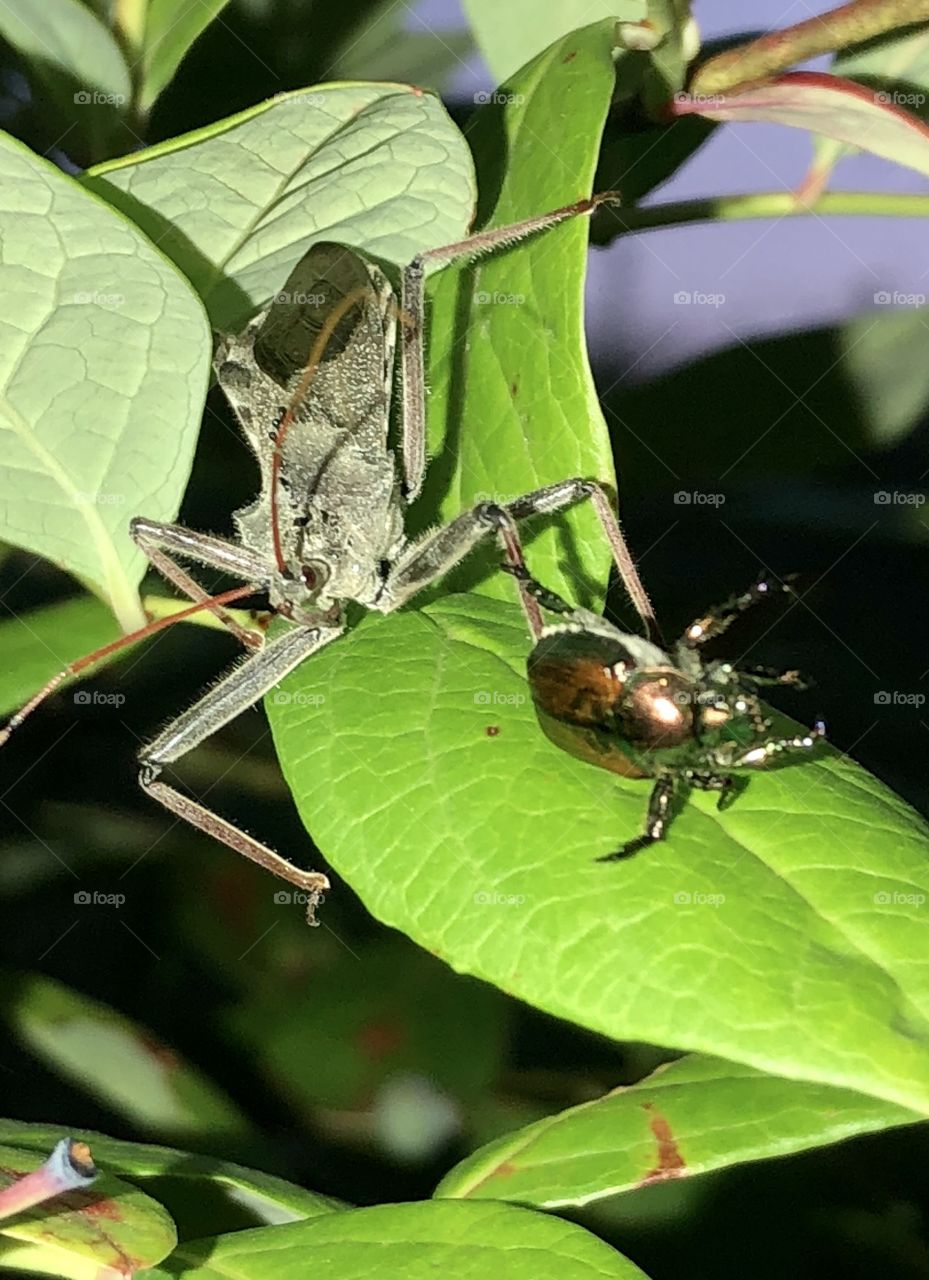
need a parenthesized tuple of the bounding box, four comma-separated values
(0, 585, 257, 748)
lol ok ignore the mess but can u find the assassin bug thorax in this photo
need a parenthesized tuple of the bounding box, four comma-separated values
(505, 561, 826, 859)
(1, 193, 658, 923)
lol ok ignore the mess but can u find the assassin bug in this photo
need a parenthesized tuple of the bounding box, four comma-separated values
(504, 560, 826, 859)
(0, 194, 657, 923)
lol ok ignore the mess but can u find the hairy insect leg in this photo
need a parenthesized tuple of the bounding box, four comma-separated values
(398, 192, 621, 502)
(131, 519, 268, 649)
(139, 622, 341, 923)
(739, 664, 808, 689)
(730, 720, 826, 770)
(680, 575, 798, 649)
(381, 477, 655, 639)
(597, 773, 678, 861)
(687, 769, 744, 811)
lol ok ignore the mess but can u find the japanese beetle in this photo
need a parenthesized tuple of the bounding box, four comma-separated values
(508, 566, 825, 859)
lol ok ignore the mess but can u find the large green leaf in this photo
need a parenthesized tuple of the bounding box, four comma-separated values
(0, 1123, 340, 1232)
(462, 0, 646, 82)
(0, 0, 130, 161)
(84, 85, 475, 330)
(137, 0, 235, 113)
(425, 20, 620, 607)
(0, 596, 120, 716)
(268, 593, 929, 1114)
(0, 1136, 174, 1280)
(437, 1054, 923, 1205)
(0, 1121, 341, 1226)
(146, 1200, 647, 1280)
(0, 132, 211, 630)
(5, 975, 250, 1138)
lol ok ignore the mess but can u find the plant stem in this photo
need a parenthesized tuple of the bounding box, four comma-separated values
(691, 0, 929, 97)
(609, 189, 929, 234)
(142, 594, 263, 635)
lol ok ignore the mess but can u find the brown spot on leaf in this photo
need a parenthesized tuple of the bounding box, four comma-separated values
(495, 1161, 518, 1177)
(562, 50, 577, 63)
(638, 1103, 686, 1185)
(485, 725, 500, 737)
(357, 1019, 405, 1062)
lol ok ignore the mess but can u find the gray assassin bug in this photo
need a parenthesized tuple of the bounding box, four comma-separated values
(0, 194, 658, 924)
(503, 559, 826, 859)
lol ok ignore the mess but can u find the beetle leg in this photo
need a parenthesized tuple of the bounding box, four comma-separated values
(596, 772, 678, 862)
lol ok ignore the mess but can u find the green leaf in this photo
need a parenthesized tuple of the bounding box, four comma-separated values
(0, 131, 212, 630)
(437, 1053, 923, 1205)
(675, 72, 929, 181)
(146, 1200, 648, 1280)
(840, 306, 929, 446)
(5, 975, 251, 1139)
(425, 20, 620, 607)
(225, 936, 506, 1114)
(462, 0, 646, 82)
(84, 86, 475, 330)
(0, 596, 120, 717)
(0, 1137, 175, 1280)
(809, 21, 929, 186)
(0, 1121, 341, 1226)
(0, 0, 130, 160)
(268, 593, 929, 1115)
(138, 0, 234, 113)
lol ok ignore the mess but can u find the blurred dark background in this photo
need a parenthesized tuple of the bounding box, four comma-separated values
(0, 2, 928, 1278)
